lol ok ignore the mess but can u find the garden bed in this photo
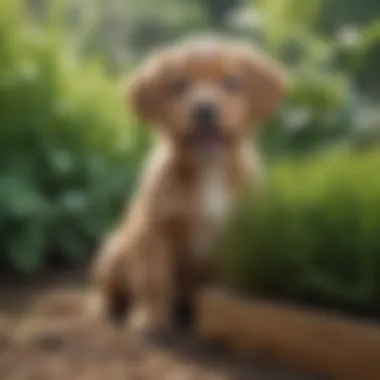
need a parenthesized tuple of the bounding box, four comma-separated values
(195, 287, 380, 380)
(0, 277, 317, 380)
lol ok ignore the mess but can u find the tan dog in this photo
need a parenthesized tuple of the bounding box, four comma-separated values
(91, 36, 285, 333)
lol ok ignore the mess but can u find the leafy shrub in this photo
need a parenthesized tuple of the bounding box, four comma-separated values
(0, 1, 147, 273)
(221, 148, 380, 317)
(252, 0, 380, 157)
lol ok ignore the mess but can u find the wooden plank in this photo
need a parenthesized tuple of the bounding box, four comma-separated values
(195, 288, 380, 380)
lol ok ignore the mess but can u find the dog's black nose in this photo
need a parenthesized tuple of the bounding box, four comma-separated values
(193, 102, 217, 126)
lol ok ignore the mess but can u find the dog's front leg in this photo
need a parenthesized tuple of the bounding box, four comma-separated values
(128, 233, 174, 334)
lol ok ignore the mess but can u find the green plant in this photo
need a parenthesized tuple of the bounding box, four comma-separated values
(249, 0, 380, 156)
(0, 0, 146, 273)
(221, 148, 380, 317)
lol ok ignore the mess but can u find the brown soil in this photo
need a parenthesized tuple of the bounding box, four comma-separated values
(0, 277, 320, 380)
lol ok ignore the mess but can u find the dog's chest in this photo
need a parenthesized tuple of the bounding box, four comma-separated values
(197, 162, 232, 223)
(188, 162, 233, 258)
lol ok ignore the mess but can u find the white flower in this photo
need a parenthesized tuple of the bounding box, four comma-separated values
(283, 107, 312, 131)
(337, 26, 362, 48)
(355, 107, 380, 131)
(229, 8, 262, 30)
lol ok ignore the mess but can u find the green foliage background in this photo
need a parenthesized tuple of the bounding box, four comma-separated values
(0, 0, 147, 272)
(221, 148, 380, 316)
(0, 0, 379, 315)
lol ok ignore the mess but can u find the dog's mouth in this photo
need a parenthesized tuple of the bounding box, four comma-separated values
(184, 124, 227, 152)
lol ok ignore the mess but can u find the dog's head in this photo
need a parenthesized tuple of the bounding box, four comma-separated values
(127, 37, 285, 151)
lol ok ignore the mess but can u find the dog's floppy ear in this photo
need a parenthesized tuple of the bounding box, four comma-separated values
(243, 47, 286, 125)
(125, 52, 164, 123)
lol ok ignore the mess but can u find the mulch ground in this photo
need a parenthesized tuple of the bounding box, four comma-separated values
(0, 278, 319, 380)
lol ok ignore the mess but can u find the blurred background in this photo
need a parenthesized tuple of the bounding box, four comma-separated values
(1, 0, 380, 317)
(0, 1, 380, 379)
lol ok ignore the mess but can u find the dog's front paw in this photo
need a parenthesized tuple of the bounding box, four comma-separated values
(128, 307, 172, 336)
(86, 292, 106, 321)
(86, 291, 130, 327)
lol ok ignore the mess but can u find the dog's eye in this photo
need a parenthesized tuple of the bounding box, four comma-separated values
(168, 79, 188, 97)
(222, 75, 242, 93)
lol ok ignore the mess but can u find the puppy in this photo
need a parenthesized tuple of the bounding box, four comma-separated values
(90, 36, 285, 333)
